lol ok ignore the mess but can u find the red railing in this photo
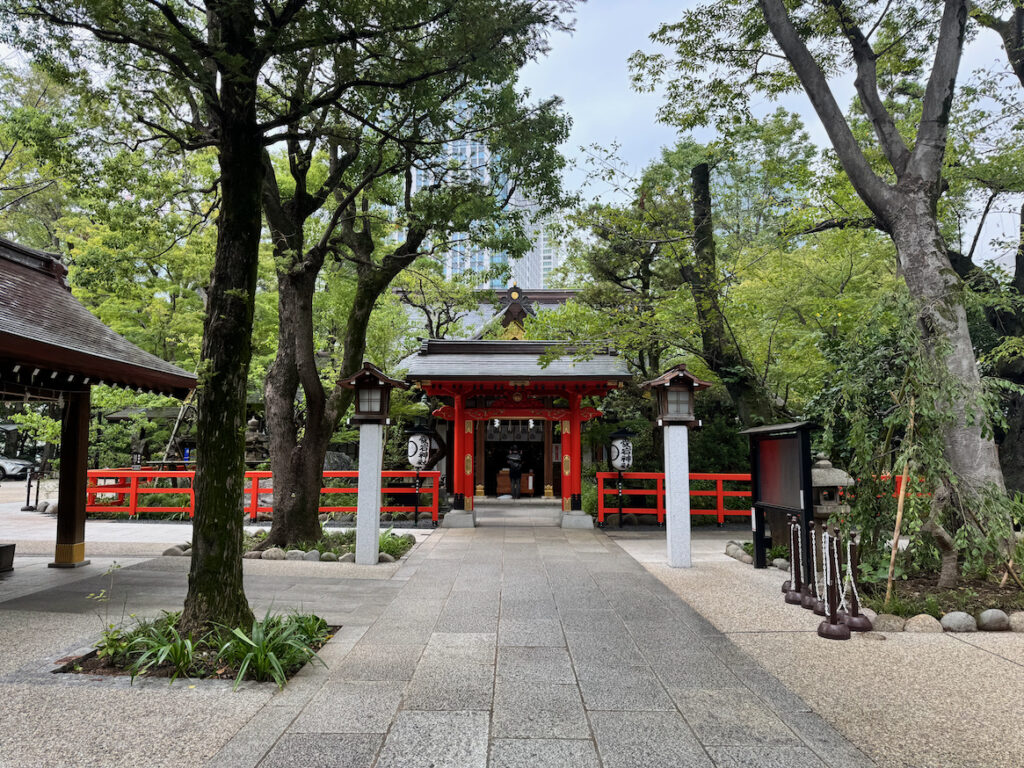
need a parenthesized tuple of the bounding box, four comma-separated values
(87, 468, 442, 524)
(596, 471, 752, 525)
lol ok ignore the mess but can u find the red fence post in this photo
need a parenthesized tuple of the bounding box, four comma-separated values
(128, 473, 139, 517)
(248, 472, 259, 520)
(717, 478, 725, 525)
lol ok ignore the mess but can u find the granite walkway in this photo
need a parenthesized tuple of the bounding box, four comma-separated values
(208, 502, 872, 768)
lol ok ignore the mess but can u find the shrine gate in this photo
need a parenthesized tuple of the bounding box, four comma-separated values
(404, 338, 632, 512)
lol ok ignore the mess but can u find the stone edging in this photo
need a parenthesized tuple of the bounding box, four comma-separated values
(723, 540, 1024, 634)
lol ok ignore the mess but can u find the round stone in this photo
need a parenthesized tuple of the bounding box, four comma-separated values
(771, 558, 787, 570)
(940, 611, 977, 632)
(872, 614, 906, 632)
(320, 552, 339, 562)
(1009, 612, 1024, 632)
(417, 519, 434, 529)
(401, 533, 416, 544)
(242, 551, 263, 559)
(904, 614, 943, 633)
(977, 608, 1010, 631)
(339, 552, 355, 563)
(336, 514, 355, 525)
(285, 549, 305, 561)
(380, 514, 392, 523)
(861, 607, 878, 622)
(740, 554, 754, 565)
(262, 547, 286, 560)
(378, 552, 396, 563)
(162, 546, 184, 557)
(35, 502, 49, 515)
(44, 504, 57, 516)
(318, 513, 329, 523)
(302, 550, 321, 561)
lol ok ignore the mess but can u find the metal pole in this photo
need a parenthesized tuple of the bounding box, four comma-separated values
(618, 469, 624, 528)
(413, 470, 421, 525)
(21, 471, 34, 511)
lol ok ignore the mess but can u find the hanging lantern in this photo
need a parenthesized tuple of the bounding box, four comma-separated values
(609, 427, 635, 471)
(406, 423, 432, 470)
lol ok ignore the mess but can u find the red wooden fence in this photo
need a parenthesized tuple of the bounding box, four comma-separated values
(596, 471, 752, 525)
(86, 469, 442, 524)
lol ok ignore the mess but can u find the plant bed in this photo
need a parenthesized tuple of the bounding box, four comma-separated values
(58, 609, 336, 688)
(241, 527, 415, 562)
(861, 577, 1024, 618)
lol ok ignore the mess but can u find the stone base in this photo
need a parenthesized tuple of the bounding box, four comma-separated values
(560, 513, 594, 529)
(442, 511, 476, 528)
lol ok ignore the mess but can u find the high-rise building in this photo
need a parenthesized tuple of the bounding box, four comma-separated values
(410, 137, 563, 290)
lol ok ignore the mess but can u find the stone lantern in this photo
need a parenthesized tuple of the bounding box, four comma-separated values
(338, 362, 408, 564)
(641, 364, 711, 568)
(810, 453, 854, 574)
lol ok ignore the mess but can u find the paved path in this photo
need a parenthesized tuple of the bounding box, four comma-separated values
(210, 502, 871, 768)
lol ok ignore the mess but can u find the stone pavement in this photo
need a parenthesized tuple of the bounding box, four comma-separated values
(208, 501, 870, 768)
(0, 499, 871, 768)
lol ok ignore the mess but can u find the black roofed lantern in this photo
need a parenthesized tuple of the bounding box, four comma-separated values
(641, 364, 711, 427)
(338, 362, 408, 424)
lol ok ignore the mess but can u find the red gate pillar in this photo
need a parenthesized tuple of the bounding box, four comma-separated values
(463, 419, 475, 512)
(453, 392, 465, 509)
(569, 393, 583, 511)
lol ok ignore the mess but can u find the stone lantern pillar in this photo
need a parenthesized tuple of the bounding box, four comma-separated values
(810, 454, 854, 571)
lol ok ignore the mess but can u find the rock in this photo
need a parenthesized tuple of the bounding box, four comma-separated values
(872, 614, 906, 632)
(417, 519, 434, 529)
(401, 533, 416, 544)
(162, 546, 184, 556)
(242, 551, 263, 560)
(378, 552, 395, 563)
(255, 529, 267, 537)
(977, 608, 1010, 631)
(380, 513, 392, 523)
(255, 512, 272, 522)
(740, 554, 754, 565)
(940, 611, 977, 633)
(44, 504, 56, 516)
(904, 614, 943, 633)
(339, 552, 355, 563)
(1009, 612, 1024, 632)
(391, 512, 409, 521)
(262, 547, 286, 560)
(318, 513, 329, 523)
(771, 558, 787, 569)
(302, 550, 321, 561)
(861, 608, 878, 622)
(285, 549, 305, 561)
(320, 552, 338, 562)
(336, 514, 354, 525)
(35, 502, 49, 515)
(604, 513, 620, 526)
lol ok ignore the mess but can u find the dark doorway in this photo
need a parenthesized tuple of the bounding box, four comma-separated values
(484, 440, 544, 497)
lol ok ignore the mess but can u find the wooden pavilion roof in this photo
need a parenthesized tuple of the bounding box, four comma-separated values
(0, 238, 196, 399)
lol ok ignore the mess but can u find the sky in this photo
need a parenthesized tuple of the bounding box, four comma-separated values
(517, 0, 1020, 266)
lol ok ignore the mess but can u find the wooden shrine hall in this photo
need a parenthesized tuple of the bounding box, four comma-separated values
(404, 335, 632, 512)
(0, 238, 195, 567)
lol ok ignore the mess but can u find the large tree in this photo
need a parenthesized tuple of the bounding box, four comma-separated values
(635, 0, 1010, 557)
(257, 6, 571, 547)
(5, 0, 567, 630)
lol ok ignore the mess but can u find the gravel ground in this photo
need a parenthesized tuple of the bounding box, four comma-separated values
(612, 530, 1024, 768)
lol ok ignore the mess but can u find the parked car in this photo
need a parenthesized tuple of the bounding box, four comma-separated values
(0, 457, 34, 480)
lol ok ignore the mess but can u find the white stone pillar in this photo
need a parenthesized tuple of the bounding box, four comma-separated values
(664, 424, 691, 568)
(355, 422, 384, 565)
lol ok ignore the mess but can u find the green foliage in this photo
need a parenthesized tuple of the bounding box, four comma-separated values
(378, 528, 415, 559)
(218, 610, 327, 690)
(128, 612, 203, 684)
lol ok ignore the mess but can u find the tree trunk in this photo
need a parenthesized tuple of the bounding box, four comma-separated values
(686, 163, 779, 425)
(889, 194, 1006, 496)
(1000, 391, 1024, 494)
(263, 269, 328, 547)
(922, 483, 960, 589)
(181, 12, 260, 634)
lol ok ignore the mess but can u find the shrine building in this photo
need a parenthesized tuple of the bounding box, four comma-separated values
(404, 287, 631, 512)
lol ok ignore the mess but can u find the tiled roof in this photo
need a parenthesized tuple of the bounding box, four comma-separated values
(0, 237, 196, 397)
(403, 339, 632, 381)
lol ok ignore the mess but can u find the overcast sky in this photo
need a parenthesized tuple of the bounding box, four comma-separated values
(518, 0, 1020, 266)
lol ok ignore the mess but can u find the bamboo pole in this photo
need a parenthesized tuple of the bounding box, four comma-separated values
(885, 397, 914, 607)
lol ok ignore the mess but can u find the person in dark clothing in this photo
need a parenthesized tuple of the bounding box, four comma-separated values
(507, 444, 523, 499)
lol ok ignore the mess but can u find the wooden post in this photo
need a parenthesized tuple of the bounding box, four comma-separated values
(463, 418, 474, 512)
(569, 392, 582, 510)
(474, 424, 485, 497)
(561, 418, 571, 511)
(51, 389, 91, 568)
